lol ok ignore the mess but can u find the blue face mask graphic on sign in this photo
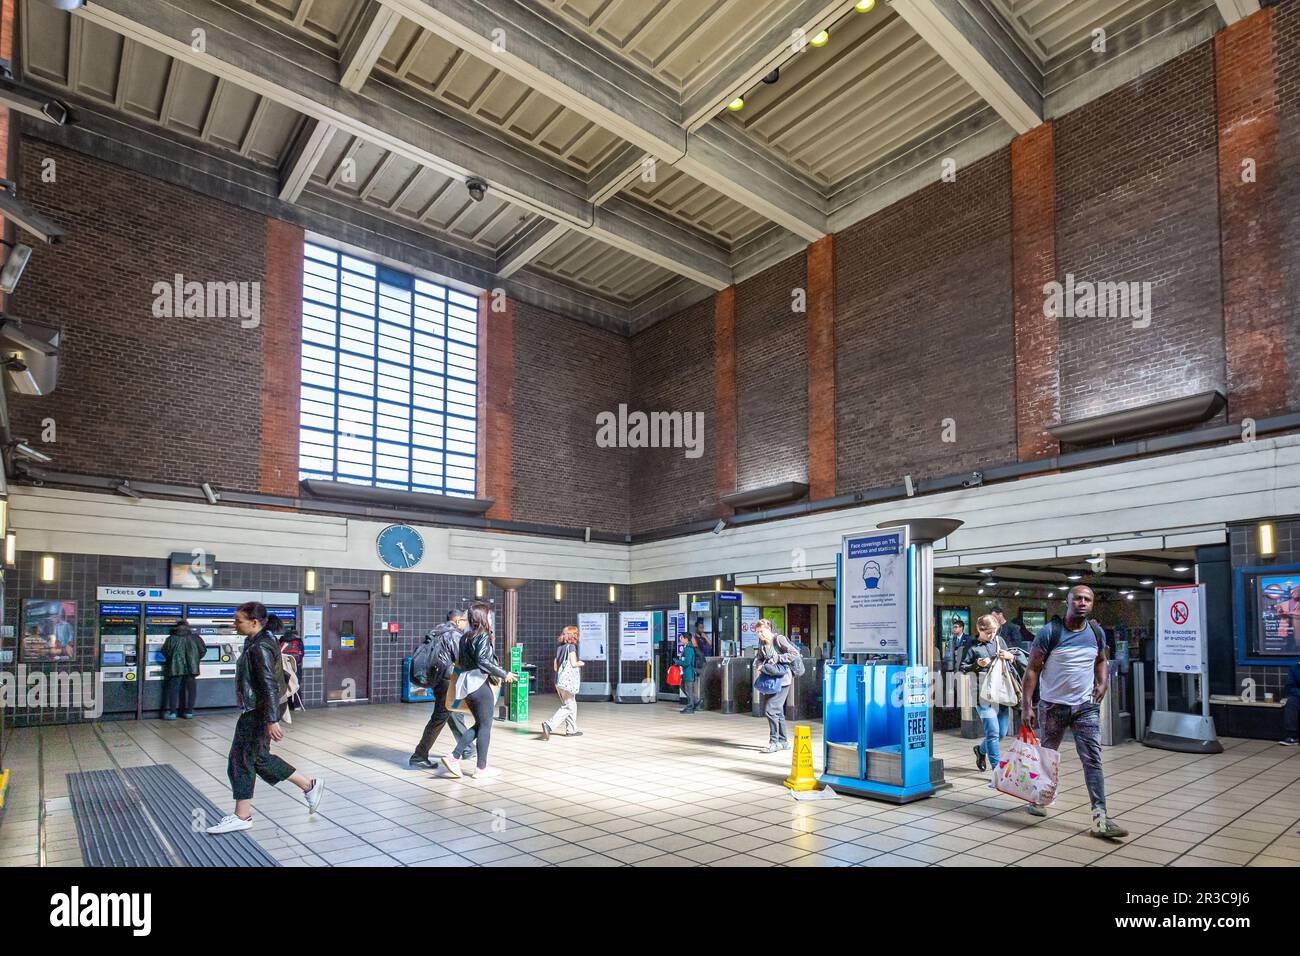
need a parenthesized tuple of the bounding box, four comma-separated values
(863, 561, 882, 589)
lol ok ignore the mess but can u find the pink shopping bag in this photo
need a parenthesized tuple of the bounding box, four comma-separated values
(992, 726, 1060, 805)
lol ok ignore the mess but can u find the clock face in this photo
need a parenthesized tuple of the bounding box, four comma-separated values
(377, 525, 424, 570)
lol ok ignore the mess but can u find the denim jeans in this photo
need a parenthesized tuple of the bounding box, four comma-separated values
(1040, 701, 1106, 813)
(976, 704, 1009, 764)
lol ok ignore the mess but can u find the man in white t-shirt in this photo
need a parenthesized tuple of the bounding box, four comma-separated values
(1021, 585, 1128, 840)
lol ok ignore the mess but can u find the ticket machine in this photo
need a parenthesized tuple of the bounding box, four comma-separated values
(98, 603, 142, 717)
(96, 587, 299, 718)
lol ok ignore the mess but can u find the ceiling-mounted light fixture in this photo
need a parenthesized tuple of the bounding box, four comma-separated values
(1172, 563, 1190, 573)
(978, 567, 994, 574)
(855, 0, 876, 11)
(1139, 578, 1154, 586)
(810, 30, 830, 46)
(727, 97, 745, 111)
(937, 586, 945, 593)
(977, 588, 985, 596)
(0, 242, 32, 294)
(1014, 590, 1021, 597)
(1066, 573, 1082, 582)
(762, 68, 779, 84)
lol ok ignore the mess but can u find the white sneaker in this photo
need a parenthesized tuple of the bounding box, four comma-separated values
(304, 777, 325, 814)
(474, 766, 502, 781)
(206, 814, 253, 834)
(439, 755, 462, 778)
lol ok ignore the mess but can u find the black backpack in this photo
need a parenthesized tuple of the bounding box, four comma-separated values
(410, 635, 438, 687)
(1044, 619, 1106, 658)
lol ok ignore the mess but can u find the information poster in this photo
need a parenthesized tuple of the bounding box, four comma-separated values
(302, 605, 323, 669)
(21, 599, 77, 663)
(1156, 584, 1203, 674)
(1256, 574, 1300, 655)
(619, 611, 654, 662)
(840, 529, 908, 654)
(740, 606, 761, 650)
(690, 600, 712, 634)
(578, 613, 608, 661)
(761, 606, 786, 637)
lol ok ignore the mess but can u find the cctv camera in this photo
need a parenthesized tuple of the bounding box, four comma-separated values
(0, 68, 72, 126)
(961, 471, 984, 489)
(12, 441, 52, 464)
(466, 177, 487, 202)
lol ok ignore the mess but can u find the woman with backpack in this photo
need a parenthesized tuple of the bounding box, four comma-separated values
(753, 618, 800, 753)
(960, 613, 1016, 773)
(541, 625, 584, 739)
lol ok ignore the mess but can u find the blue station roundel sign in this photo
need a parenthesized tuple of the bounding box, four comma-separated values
(376, 524, 424, 570)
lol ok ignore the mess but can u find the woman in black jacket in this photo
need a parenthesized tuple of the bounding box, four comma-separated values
(440, 601, 516, 781)
(959, 613, 1016, 774)
(206, 601, 324, 834)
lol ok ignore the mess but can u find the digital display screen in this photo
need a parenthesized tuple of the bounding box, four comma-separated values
(1253, 573, 1300, 657)
(102, 651, 125, 666)
(201, 645, 222, 663)
(149, 650, 165, 664)
(170, 552, 215, 589)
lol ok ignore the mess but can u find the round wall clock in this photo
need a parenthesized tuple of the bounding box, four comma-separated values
(377, 524, 424, 570)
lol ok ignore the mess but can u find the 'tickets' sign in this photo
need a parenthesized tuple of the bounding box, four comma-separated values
(840, 528, 908, 654)
(1156, 584, 1204, 674)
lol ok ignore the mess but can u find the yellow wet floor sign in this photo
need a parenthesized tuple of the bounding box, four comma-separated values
(784, 725, 818, 791)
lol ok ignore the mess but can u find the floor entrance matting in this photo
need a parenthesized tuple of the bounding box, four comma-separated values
(67, 764, 279, 867)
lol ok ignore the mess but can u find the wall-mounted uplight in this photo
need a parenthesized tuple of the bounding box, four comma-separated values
(714, 578, 723, 592)
(608, 584, 616, 604)
(1259, 522, 1276, 557)
(5, 531, 15, 567)
(855, 0, 876, 11)
(727, 96, 745, 111)
(305, 568, 316, 594)
(475, 578, 485, 599)
(381, 573, 392, 597)
(554, 582, 563, 602)
(810, 30, 830, 47)
(40, 554, 55, 583)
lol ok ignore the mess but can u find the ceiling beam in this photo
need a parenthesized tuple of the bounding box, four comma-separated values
(890, 0, 1042, 134)
(495, 219, 570, 278)
(339, 2, 402, 92)
(680, 0, 854, 129)
(379, 0, 828, 240)
(76, 0, 730, 289)
(1214, 0, 1261, 25)
(278, 117, 336, 202)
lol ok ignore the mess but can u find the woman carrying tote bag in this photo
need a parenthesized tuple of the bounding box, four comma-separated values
(542, 625, 584, 740)
(960, 613, 1018, 774)
(439, 601, 516, 781)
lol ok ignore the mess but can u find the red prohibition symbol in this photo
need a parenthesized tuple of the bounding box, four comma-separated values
(1171, 601, 1190, 625)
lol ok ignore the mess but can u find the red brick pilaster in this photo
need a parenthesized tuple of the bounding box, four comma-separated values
(1010, 122, 1060, 461)
(806, 235, 835, 500)
(477, 291, 513, 519)
(260, 218, 303, 497)
(1216, 8, 1286, 422)
(713, 286, 736, 515)
(0, 0, 15, 253)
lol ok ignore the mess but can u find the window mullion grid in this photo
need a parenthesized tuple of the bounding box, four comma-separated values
(331, 257, 341, 484)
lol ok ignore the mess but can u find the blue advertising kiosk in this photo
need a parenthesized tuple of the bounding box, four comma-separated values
(820, 518, 963, 803)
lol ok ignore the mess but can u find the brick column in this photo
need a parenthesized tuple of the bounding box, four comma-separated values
(260, 218, 303, 497)
(0, 0, 15, 254)
(1010, 122, 1060, 461)
(713, 286, 736, 516)
(477, 291, 512, 519)
(1216, 8, 1286, 422)
(806, 235, 835, 500)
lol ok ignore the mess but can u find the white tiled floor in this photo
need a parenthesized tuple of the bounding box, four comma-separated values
(3, 700, 1300, 867)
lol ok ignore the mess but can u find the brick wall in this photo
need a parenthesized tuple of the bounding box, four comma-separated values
(1054, 45, 1225, 425)
(834, 148, 1016, 491)
(629, 297, 715, 533)
(1276, 0, 1300, 413)
(511, 299, 630, 534)
(10, 142, 270, 491)
(735, 252, 808, 494)
(260, 219, 303, 497)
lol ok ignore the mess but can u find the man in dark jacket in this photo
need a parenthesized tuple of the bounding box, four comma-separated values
(1280, 661, 1300, 746)
(160, 621, 207, 720)
(207, 601, 323, 835)
(409, 610, 475, 767)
